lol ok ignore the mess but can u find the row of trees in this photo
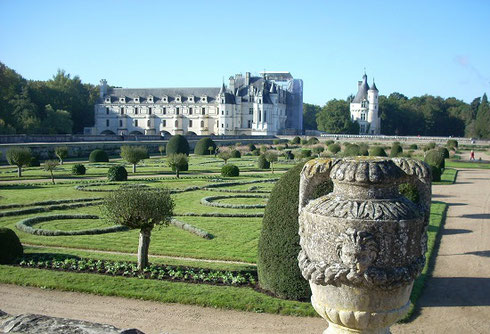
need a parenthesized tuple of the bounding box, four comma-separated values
(0, 62, 98, 134)
(303, 92, 490, 139)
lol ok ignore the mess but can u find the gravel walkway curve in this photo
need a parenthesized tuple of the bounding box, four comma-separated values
(1, 168, 489, 333)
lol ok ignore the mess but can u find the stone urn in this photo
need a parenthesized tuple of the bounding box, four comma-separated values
(298, 157, 431, 334)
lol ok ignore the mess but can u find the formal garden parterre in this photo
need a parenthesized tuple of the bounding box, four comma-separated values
(0, 138, 470, 320)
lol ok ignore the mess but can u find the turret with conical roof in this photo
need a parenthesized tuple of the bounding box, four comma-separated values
(352, 74, 370, 103)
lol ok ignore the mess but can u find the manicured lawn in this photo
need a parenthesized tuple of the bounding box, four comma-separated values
(446, 160, 490, 169)
(432, 168, 458, 185)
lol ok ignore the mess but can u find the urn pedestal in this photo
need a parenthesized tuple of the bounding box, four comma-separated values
(298, 157, 431, 334)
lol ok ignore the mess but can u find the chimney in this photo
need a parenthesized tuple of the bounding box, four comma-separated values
(245, 72, 250, 85)
(229, 76, 235, 91)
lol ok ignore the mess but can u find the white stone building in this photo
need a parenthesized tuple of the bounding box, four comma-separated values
(87, 72, 303, 136)
(350, 74, 381, 135)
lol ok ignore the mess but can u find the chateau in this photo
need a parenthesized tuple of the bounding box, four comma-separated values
(350, 73, 381, 135)
(87, 72, 303, 136)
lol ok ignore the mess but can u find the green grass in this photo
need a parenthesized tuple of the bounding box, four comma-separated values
(0, 265, 317, 317)
(400, 201, 448, 322)
(432, 168, 458, 185)
(446, 160, 490, 169)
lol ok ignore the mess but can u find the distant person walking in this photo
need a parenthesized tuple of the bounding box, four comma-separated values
(470, 150, 475, 160)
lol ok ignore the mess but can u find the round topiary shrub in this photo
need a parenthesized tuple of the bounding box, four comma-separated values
(300, 149, 312, 158)
(89, 149, 109, 163)
(221, 164, 240, 177)
(429, 165, 442, 182)
(328, 143, 341, 154)
(248, 143, 257, 152)
(409, 144, 418, 150)
(0, 228, 23, 264)
(369, 146, 387, 157)
(359, 144, 369, 156)
(231, 149, 241, 158)
(194, 137, 216, 155)
(166, 134, 190, 155)
(258, 154, 270, 169)
(438, 147, 450, 159)
(257, 162, 333, 300)
(447, 139, 458, 149)
(390, 142, 403, 157)
(170, 161, 188, 172)
(291, 136, 301, 144)
(307, 137, 319, 145)
(107, 165, 128, 181)
(284, 150, 294, 160)
(343, 144, 360, 157)
(423, 142, 437, 152)
(71, 163, 86, 175)
(425, 149, 445, 170)
(252, 149, 260, 156)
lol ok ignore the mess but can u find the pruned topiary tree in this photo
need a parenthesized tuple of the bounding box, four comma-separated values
(194, 137, 216, 155)
(257, 161, 333, 300)
(258, 154, 270, 169)
(389, 142, 403, 157)
(167, 153, 188, 178)
(0, 228, 23, 264)
(221, 164, 239, 177)
(103, 187, 175, 270)
(108, 165, 128, 181)
(218, 150, 232, 164)
(120, 145, 148, 173)
(328, 143, 341, 154)
(264, 151, 279, 173)
(166, 134, 190, 155)
(54, 146, 68, 165)
(6, 147, 32, 177)
(369, 146, 387, 157)
(44, 160, 59, 184)
(89, 149, 109, 162)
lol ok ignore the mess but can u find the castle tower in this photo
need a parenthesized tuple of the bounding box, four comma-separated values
(367, 80, 380, 134)
(350, 73, 381, 135)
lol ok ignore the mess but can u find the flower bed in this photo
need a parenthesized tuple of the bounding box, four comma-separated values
(17, 255, 257, 287)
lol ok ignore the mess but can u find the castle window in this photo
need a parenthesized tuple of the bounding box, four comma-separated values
(105, 98, 110, 103)
(259, 99, 262, 104)
(176, 107, 180, 115)
(221, 123, 224, 128)
(135, 108, 138, 114)
(175, 120, 178, 127)
(189, 107, 193, 115)
(248, 120, 251, 128)
(119, 120, 123, 127)
(189, 120, 193, 127)
(361, 100, 368, 108)
(148, 96, 153, 103)
(162, 107, 166, 115)
(221, 110, 224, 115)
(163, 96, 168, 102)
(201, 107, 205, 115)
(106, 107, 109, 114)
(176, 96, 181, 102)
(120, 108, 124, 115)
(162, 120, 166, 127)
(249, 108, 253, 115)
(148, 107, 152, 115)
(106, 119, 109, 127)
(200, 120, 204, 128)
(221, 99, 224, 103)
(134, 120, 138, 127)
(361, 113, 366, 121)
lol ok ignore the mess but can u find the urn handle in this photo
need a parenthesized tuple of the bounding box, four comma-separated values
(393, 158, 432, 219)
(299, 158, 336, 213)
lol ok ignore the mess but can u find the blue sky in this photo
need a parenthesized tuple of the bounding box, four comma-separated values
(1, 0, 489, 105)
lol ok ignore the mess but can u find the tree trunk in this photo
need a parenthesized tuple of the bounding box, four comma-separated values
(271, 163, 274, 174)
(17, 166, 22, 178)
(137, 227, 152, 270)
(50, 171, 55, 184)
(176, 168, 180, 178)
(60, 159, 63, 165)
(133, 164, 136, 173)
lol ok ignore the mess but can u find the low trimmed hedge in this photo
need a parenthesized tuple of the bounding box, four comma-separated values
(201, 194, 268, 209)
(16, 214, 128, 236)
(0, 199, 103, 218)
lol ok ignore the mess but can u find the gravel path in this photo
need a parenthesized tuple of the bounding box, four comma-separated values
(1, 168, 489, 333)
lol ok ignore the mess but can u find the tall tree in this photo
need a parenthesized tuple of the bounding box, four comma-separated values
(474, 93, 490, 139)
(316, 99, 359, 134)
(41, 104, 73, 134)
(303, 103, 321, 130)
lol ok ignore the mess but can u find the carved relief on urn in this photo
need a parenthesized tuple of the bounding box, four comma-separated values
(298, 157, 431, 334)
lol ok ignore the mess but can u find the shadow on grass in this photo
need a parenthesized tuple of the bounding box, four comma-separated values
(459, 213, 490, 219)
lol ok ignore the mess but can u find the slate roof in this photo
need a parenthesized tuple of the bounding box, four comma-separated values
(352, 74, 370, 103)
(103, 87, 221, 104)
(370, 81, 378, 91)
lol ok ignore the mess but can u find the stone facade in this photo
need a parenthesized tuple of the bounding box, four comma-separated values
(350, 74, 381, 135)
(88, 72, 303, 136)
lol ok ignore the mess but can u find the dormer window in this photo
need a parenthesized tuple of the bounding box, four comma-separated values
(188, 96, 194, 102)
(119, 97, 126, 103)
(147, 95, 154, 103)
(162, 96, 168, 103)
(201, 96, 207, 103)
(176, 96, 181, 103)
(105, 97, 111, 103)
(134, 97, 140, 103)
